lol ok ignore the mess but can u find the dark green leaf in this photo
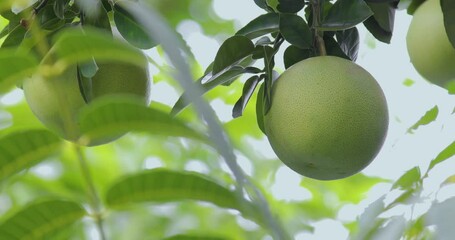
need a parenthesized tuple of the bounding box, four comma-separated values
(256, 83, 266, 134)
(0, 50, 38, 92)
(76, 65, 93, 103)
(0, 199, 85, 240)
(320, 0, 373, 30)
(407, 106, 439, 133)
(367, 2, 395, 32)
(236, 13, 280, 39)
(255, 36, 274, 46)
(279, 13, 312, 49)
(363, 16, 392, 43)
(428, 141, 455, 171)
(78, 96, 207, 144)
(336, 27, 359, 61)
(442, 0, 455, 48)
(0, 129, 62, 181)
(277, 0, 305, 13)
(51, 27, 146, 67)
(283, 45, 312, 68)
(324, 36, 350, 60)
(84, 0, 112, 33)
(263, 46, 275, 115)
(171, 66, 259, 115)
(392, 167, 421, 190)
(406, 0, 425, 15)
(212, 36, 255, 74)
(254, 0, 274, 12)
(113, 3, 157, 49)
(0, 24, 26, 48)
(232, 75, 261, 118)
(105, 169, 245, 210)
(53, 0, 68, 20)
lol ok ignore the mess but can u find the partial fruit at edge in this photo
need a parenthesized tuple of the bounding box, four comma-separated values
(406, 0, 455, 91)
(263, 56, 389, 180)
(23, 58, 151, 146)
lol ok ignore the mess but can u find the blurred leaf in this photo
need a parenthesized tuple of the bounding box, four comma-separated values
(388, 188, 420, 208)
(78, 58, 98, 78)
(53, 0, 68, 20)
(407, 106, 438, 133)
(114, 3, 157, 49)
(403, 78, 415, 87)
(277, 0, 305, 13)
(164, 235, 230, 240)
(371, 216, 406, 240)
(426, 197, 455, 239)
(336, 27, 359, 61)
(279, 13, 312, 49)
(51, 27, 146, 68)
(232, 75, 261, 118)
(320, 0, 373, 30)
(442, 0, 455, 48)
(78, 96, 207, 144)
(37, 3, 65, 30)
(212, 36, 255, 74)
(392, 167, 421, 190)
(0, 49, 38, 92)
(441, 175, 455, 187)
(283, 45, 313, 69)
(352, 196, 386, 240)
(106, 168, 247, 211)
(428, 141, 455, 172)
(236, 13, 279, 39)
(0, 199, 85, 239)
(0, 129, 62, 181)
(363, 1, 395, 44)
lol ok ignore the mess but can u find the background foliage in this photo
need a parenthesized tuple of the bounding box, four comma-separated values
(0, 0, 455, 239)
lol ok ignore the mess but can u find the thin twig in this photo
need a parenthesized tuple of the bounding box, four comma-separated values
(312, 0, 327, 56)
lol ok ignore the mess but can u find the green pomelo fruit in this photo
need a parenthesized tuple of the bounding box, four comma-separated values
(263, 56, 389, 180)
(406, 0, 455, 90)
(23, 59, 151, 146)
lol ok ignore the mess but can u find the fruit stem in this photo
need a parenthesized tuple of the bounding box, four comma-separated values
(312, 0, 327, 56)
(74, 145, 107, 240)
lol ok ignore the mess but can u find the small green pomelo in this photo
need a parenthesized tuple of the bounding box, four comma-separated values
(264, 56, 388, 180)
(23, 58, 151, 146)
(406, 0, 455, 89)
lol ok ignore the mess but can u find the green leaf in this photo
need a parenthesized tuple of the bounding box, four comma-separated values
(392, 167, 421, 190)
(403, 78, 415, 87)
(106, 169, 246, 210)
(212, 36, 255, 74)
(362, 2, 395, 44)
(407, 106, 438, 133)
(232, 75, 261, 118)
(53, 0, 68, 20)
(254, 0, 274, 12)
(406, 0, 425, 15)
(279, 13, 312, 49)
(283, 45, 313, 68)
(0, 23, 26, 48)
(171, 66, 260, 115)
(78, 96, 207, 144)
(428, 141, 455, 171)
(164, 235, 230, 240)
(426, 197, 455, 238)
(236, 13, 279, 39)
(0, 199, 85, 240)
(336, 27, 359, 61)
(0, 49, 38, 93)
(51, 27, 146, 68)
(256, 83, 266, 134)
(0, 129, 62, 181)
(37, 3, 65, 30)
(114, 3, 157, 49)
(277, 0, 305, 13)
(324, 36, 350, 60)
(320, 0, 373, 30)
(84, 0, 112, 33)
(442, 0, 455, 48)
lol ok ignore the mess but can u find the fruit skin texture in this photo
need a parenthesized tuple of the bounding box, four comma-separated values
(406, 0, 455, 89)
(263, 56, 388, 180)
(23, 60, 151, 146)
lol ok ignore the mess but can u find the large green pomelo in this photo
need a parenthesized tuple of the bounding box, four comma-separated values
(23, 59, 151, 146)
(406, 0, 455, 89)
(264, 56, 389, 180)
